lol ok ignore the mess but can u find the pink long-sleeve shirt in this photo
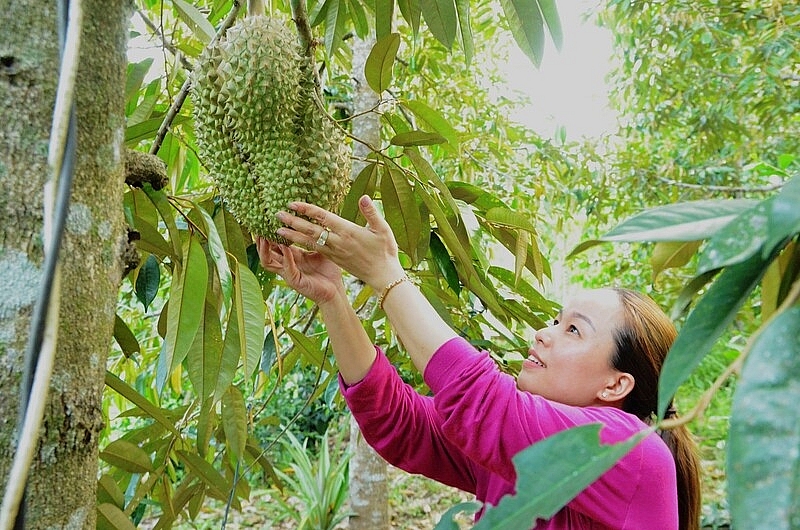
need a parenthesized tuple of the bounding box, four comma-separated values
(340, 336, 678, 529)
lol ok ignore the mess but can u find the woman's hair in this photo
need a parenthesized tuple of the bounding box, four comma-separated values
(609, 288, 701, 530)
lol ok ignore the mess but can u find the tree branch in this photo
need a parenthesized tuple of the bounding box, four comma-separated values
(657, 176, 785, 194)
(148, 0, 243, 156)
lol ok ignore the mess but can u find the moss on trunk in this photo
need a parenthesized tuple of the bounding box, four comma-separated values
(0, 0, 130, 527)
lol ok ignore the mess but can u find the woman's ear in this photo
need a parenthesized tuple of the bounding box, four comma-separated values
(598, 372, 635, 402)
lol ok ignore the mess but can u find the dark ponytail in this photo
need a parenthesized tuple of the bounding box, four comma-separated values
(611, 288, 701, 530)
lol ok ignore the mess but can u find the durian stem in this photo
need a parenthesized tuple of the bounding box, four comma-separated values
(247, 0, 265, 17)
(290, 0, 315, 56)
(149, 0, 243, 156)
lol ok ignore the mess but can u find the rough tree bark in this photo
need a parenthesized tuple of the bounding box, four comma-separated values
(0, 1, 129, 527)
(347, 36, 391, 530)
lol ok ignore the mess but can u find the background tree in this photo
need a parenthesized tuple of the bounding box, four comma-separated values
(0, 0, 130, 528)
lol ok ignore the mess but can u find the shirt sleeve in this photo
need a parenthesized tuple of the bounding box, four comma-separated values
(339, 346, 480, 494)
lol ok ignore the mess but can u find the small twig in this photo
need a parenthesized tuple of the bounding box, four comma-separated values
(135, 8, 193, 71)
(657, 175, 784, 194)
(149, 0, 243, 156)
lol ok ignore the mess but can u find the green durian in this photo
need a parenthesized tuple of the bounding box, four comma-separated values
(192, 16, 350, 242)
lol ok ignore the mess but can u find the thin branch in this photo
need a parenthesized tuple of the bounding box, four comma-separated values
(135, 8, 193, 71)
(148, 0, 243, 156)
(657, 175, 784, 193)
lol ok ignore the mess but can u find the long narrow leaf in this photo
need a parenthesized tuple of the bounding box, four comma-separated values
(186, 299, 223, 402)
(658, 251, 769, 417)
(234, 261, 267, 381)
(381, 166, 423, 264)
(474, 425, 645, 529)
(173, 0, 215, 44)
(365, 33, 401, 94)
(420, 0, 457, 49)
(500, 0, 544, 67)
(728, 307, 800, 529)
(221, 386, 248, 464)
(104, 372, 181, 437)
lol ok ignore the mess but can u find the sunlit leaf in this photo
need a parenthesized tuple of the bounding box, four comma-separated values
(286, 328, 332, 372)
(97, 474, 125, 509)
(213, 207, 248, 266)
(125, 58, 154, 106)
(324, 0, 347, 60)
(696, 200, 770, 275)
(233, 260, 267, 381)
(163, 236, 208, 388)
(186, 299, 223, 402)
(602, 199, 758, 242)
(658, 251, 769, 418)
(365, 33, 401, 94)
(104, 372, 181, 437)
(728, 307, 800, 529)
(402, 99, 459, 150)
(97, 503, 137, 530)
(650, 241, 701, 280)
(484, 207, 537, 233)
(537, 0, 563, 49)
(346, 0, 369, 38)
(764, 174, 800, 255)
(173, 0, 215, 44)
(100, 439, 153, 473)
(474, 425, 644, 529)
(193, 203, 233, 308)
(381, 166, 422, 264)
(390, 130, 447, 146)
(125, 114, 190, 147)
(222, 386, 248, 464)
(500, 0, 544, 67)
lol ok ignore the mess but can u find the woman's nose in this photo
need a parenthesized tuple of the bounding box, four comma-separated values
(534, 327, 551, 346)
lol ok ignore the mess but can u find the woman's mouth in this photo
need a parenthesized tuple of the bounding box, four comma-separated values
(524, 350, 546, 368)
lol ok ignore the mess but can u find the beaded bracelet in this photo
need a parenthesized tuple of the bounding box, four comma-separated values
(377, 275, 410, 309)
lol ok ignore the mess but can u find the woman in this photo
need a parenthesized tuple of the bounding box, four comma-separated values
(257, 195, 701, 530)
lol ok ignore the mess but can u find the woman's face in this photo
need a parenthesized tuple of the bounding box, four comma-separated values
(517, 289, 627, 407)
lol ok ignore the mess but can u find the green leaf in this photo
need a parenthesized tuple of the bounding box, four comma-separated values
(375, 0, 394, 39)
(125, 114, 190, 146)
(397, 0, 422, 36)
(391, 130, 447, 146)
(214, 207, 248, 265)
(100, 439, 153, 473)
(135, 254, 161, 310)
(381, 166, 423, 264)
(447, 180, 506, 211)
(323, 0, 347, 60)
(500, 0, 544, 67)
(173, 0, 216, 44)
(728, 306, 800, 529)
(658, 251, 769, 418)
(537, 0, 563, 49)
(765, 174, 800, 255)
(341, 163, 378, 225)
(221, 386, 248, 464)
(401, 99, 459, 150)
(696, 199, 771, 275)
(430, 231, 460, 294)
(286, 328, 332, 372)
(233, 261, 267, 381)
(97, 503, 137, 530)
(602, 199, 758, 242)
(186, 299, 223, 402)
(131, 215, 173, 258)
(163, 236, 208, 387)
(193, 203, 233, 308)
(346, 0, 369, 38)
(125, 58, 154, 106)
(474, 425, 644, 529)
(365, 33, 401, 94)
(97, 474, 125, 509)
(176, 450, 231, 499)
(420, 0, 457, 49)
(650, 241, 701, 280)
(484, 207, 537, 233)
(454, 0, 474, 65)
(144, 187, 183, 259)
(489, 266, 558, 314)
(104, 371, 181, 437)
(113, 314, 141, 359)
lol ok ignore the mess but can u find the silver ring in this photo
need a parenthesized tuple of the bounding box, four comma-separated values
(315, 227, 331, 247)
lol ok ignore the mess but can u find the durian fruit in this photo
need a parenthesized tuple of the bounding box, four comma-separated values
(192, 16, 350, 242)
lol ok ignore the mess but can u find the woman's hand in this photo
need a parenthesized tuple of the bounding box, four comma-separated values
(256, 239, 345, 306)
(274, 195, 406, 291)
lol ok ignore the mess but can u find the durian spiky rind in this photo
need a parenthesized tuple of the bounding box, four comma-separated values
(192, 16, 350, 242)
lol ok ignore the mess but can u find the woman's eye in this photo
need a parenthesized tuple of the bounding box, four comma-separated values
(568, 324, 580, 335)
(552, 319, 560, 326)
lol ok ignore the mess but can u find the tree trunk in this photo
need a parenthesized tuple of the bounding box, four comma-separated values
(346, 36, 390, 530)
(0, 1, 129, 527)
